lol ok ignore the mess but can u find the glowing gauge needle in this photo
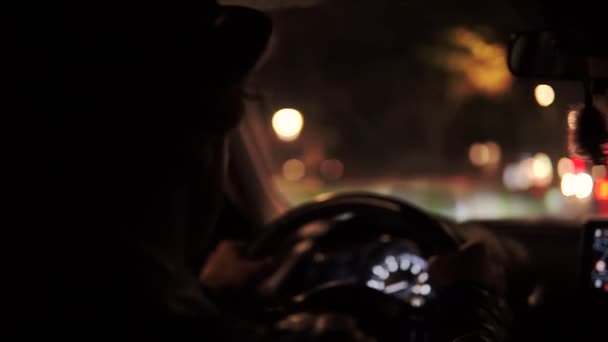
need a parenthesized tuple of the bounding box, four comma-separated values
(384, 281, 409, 294)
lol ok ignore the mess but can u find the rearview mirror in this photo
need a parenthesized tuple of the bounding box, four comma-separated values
(507, 31, 586, 80)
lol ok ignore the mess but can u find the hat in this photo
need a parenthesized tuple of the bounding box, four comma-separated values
(69, 0, 272, 85)
(209, 2, 273, 84)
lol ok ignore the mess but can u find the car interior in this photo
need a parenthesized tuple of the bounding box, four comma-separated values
(7, 0, 605, 341)
(215, 0, 607, 341)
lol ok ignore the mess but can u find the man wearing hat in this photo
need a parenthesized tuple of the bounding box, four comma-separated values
(12, 0, 373, 339)
(3, 1, 511, 340)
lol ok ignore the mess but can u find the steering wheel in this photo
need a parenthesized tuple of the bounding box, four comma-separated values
(249, 192, 459, 259)
(247, 193, 517, 342)
(247, 193, 461, 340)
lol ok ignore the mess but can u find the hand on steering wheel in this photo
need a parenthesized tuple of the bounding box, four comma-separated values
(244, 193, 510, 341)
(200, 240, 271, 290)
(429, 241, 507, 296)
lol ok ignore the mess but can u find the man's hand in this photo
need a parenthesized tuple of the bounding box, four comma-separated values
(427, 241, 511, 342)
(199, 240, 270, 290)
(428, 241, 507, 295)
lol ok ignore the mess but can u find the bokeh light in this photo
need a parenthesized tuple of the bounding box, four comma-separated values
(520, 157, 536, 186)
(557, 158, 574, 178)
(469, 143, 490, 166)
(534, 84, 555, 107)
(561, 172, 594, 199)
(503, 163, 519, 190)
(532, 153, 553, 187)
(575, 173, 593, 199)
(272, 108, 304, 142)
(282, 159, 306, 181)
(503, 162, 530, 191)
(561, 173, 577, 197)
(445, 27, 513, 97)
(320, 159, 344, 180)
(486, 141, 501, 165)
(571, 157, 586, 174)
(595, 178, 608, 201)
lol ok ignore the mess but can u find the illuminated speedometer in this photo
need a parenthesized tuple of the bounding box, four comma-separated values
(366, 252, 432, 308)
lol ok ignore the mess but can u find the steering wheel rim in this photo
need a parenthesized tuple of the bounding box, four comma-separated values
(248, 192, 460, 258)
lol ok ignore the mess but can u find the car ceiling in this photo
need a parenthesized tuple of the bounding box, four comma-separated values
(222, 0, 544, 27)
(220, 0, 323, 10)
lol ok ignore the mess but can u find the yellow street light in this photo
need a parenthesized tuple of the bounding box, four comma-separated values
(272, 108, 304, 142)
(534, 84, 555, 107)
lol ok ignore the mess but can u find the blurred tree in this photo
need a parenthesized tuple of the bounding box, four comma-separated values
(250, 0, 569, 177)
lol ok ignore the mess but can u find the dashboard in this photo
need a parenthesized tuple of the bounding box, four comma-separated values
(464, 218, 607, 342)
(254, 194, 607, 341)
(365, 244, 432, 308)
(280, 235, 435, 310)
(267, 212, 607, 309)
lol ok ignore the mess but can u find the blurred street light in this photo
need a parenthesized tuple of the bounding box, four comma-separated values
(503, 162, 531, 191)
(595, 178, 608, 201)
(469, 141, 501, 167)
(571, 157, 586, 174)
(486, 142, 501, 165)
(534, 84, 555, 107)
(282, 159, 306, 181)
(532, 153, 553, 187)
(575, 173, 594, 199)
(272, 108, 304, 142)
(561, 173, 577, 197)
(469, 143, 490, 166)
(561, 172, 593, 199)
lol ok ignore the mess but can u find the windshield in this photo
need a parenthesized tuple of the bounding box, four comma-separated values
(231, 0, 607, 221)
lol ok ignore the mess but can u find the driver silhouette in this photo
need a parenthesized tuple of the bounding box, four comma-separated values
(4, 1, 510, 340)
